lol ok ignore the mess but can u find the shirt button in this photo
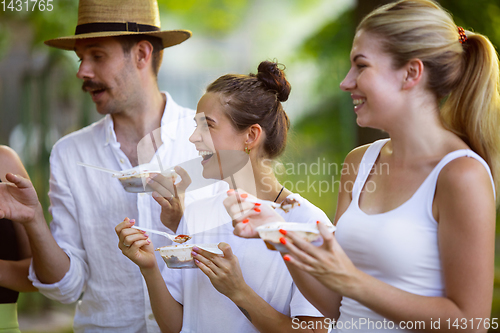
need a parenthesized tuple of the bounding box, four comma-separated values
(120, 158, 125, 164)
(148, 313, 155, 320)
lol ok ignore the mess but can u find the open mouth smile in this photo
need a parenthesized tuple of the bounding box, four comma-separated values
(352, 97, 366, 111)
(199, 150, 214, 165)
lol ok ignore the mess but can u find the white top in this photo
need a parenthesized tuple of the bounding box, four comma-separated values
(28, 92, 225, 333)
(166, 192, 330, 333)
(334, 139, 495, 332)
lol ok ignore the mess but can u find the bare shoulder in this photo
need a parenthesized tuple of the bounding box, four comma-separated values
(438, 156, 494, 196)
(435, 156, 495, 221)
(344, 144, 371, 169)
(0, 145, 19, 160)
(342, 143, 372, 180)
(345, 143, 371, 162)
(0, 145, 28, 180)
(333, 143, 372, 224)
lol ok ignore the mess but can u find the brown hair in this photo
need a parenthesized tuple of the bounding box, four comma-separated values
(358, 0, 500, 197)
(207, 60, 291, 159)
(114, 35, 164, 77)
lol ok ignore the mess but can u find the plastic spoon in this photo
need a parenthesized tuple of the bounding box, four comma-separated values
(77, 162, 118, 174)
(132, 225, 191, 244)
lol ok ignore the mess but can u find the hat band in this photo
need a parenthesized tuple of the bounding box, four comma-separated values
(75, 22, 160, 35)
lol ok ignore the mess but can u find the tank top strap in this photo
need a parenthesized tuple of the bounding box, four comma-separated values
(351, 139, 390, 201)
(417, 149, 496, 221)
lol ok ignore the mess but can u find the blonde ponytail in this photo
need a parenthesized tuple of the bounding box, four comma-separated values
(441, 32, 500, 197)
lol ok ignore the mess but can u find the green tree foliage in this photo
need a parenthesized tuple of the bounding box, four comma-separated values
(0, 0, 78, 55)
(440, 0, 500, 42)
(276, 8, 358, 217)
(159, 0, 250, 37)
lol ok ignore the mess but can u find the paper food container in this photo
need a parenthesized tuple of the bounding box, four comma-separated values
(156, 243, 223, 269)
(256, 222, 336, 253)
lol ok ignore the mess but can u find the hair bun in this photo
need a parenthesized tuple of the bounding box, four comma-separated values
(256, 61, 291, 102)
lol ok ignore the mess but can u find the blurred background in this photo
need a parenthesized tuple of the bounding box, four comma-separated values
(0, 0, 499, 331)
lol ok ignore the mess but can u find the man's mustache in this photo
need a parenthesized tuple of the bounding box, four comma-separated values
(82, 80, 108, 92)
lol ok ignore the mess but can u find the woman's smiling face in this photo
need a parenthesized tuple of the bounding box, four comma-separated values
(189, 92, 249, 180)
(340, 30, 408, 130)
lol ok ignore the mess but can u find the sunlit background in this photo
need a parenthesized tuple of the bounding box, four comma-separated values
(1, 0, 500, 331)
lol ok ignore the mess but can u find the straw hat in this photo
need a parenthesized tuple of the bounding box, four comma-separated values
(44, 0, 191, 51)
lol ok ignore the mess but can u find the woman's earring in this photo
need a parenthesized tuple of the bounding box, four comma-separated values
(244, 146, 251, 154)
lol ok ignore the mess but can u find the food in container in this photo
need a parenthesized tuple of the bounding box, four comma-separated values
(256, 222, 336, 252)
(173, 234, 192, 243)
(156, 243, 223, 269)
(276, 197, 300, 213)
(113, 167, 178, 193)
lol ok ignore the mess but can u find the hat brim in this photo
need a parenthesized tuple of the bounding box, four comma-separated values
(44, 29, 192, 51)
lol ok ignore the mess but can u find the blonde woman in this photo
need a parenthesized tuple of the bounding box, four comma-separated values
(226, 1, 500, 332)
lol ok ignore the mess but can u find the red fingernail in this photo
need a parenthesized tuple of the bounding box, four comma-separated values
(254, 207, 261, 212)
(279, 229, 287, 235)
(316, 221, 320, 224)
(280, 237, 287, 245)
(254, 203, 261, 207)
(242, 219, 249, 224)
(283, 255, 291, 261)
(241, 193, 248, 198)
(227, 189, 235, 194)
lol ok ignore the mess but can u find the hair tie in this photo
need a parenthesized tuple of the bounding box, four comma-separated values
(458, 26, 467, 44)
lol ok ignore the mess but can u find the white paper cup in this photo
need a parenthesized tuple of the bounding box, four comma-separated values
(156, 243, 223, 269)
(256, 222, 336, 253)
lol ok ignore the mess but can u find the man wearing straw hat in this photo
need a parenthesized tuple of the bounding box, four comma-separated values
(0, 0, 215, 332)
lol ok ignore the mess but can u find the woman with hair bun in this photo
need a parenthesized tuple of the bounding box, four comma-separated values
(226, 1, 500, 332)
(116, 61, 329, 333)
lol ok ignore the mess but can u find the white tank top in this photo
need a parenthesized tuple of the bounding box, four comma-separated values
(334, 139, 495, 332)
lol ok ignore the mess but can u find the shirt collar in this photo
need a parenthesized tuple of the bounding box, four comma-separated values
(102, 91, 180, 147)
(104, 114, 116, 146)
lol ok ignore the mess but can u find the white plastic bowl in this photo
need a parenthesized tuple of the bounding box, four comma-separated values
(156, 243, 223, 269)
(256, 222, 336, 252)
(113, 167, 177, 193)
